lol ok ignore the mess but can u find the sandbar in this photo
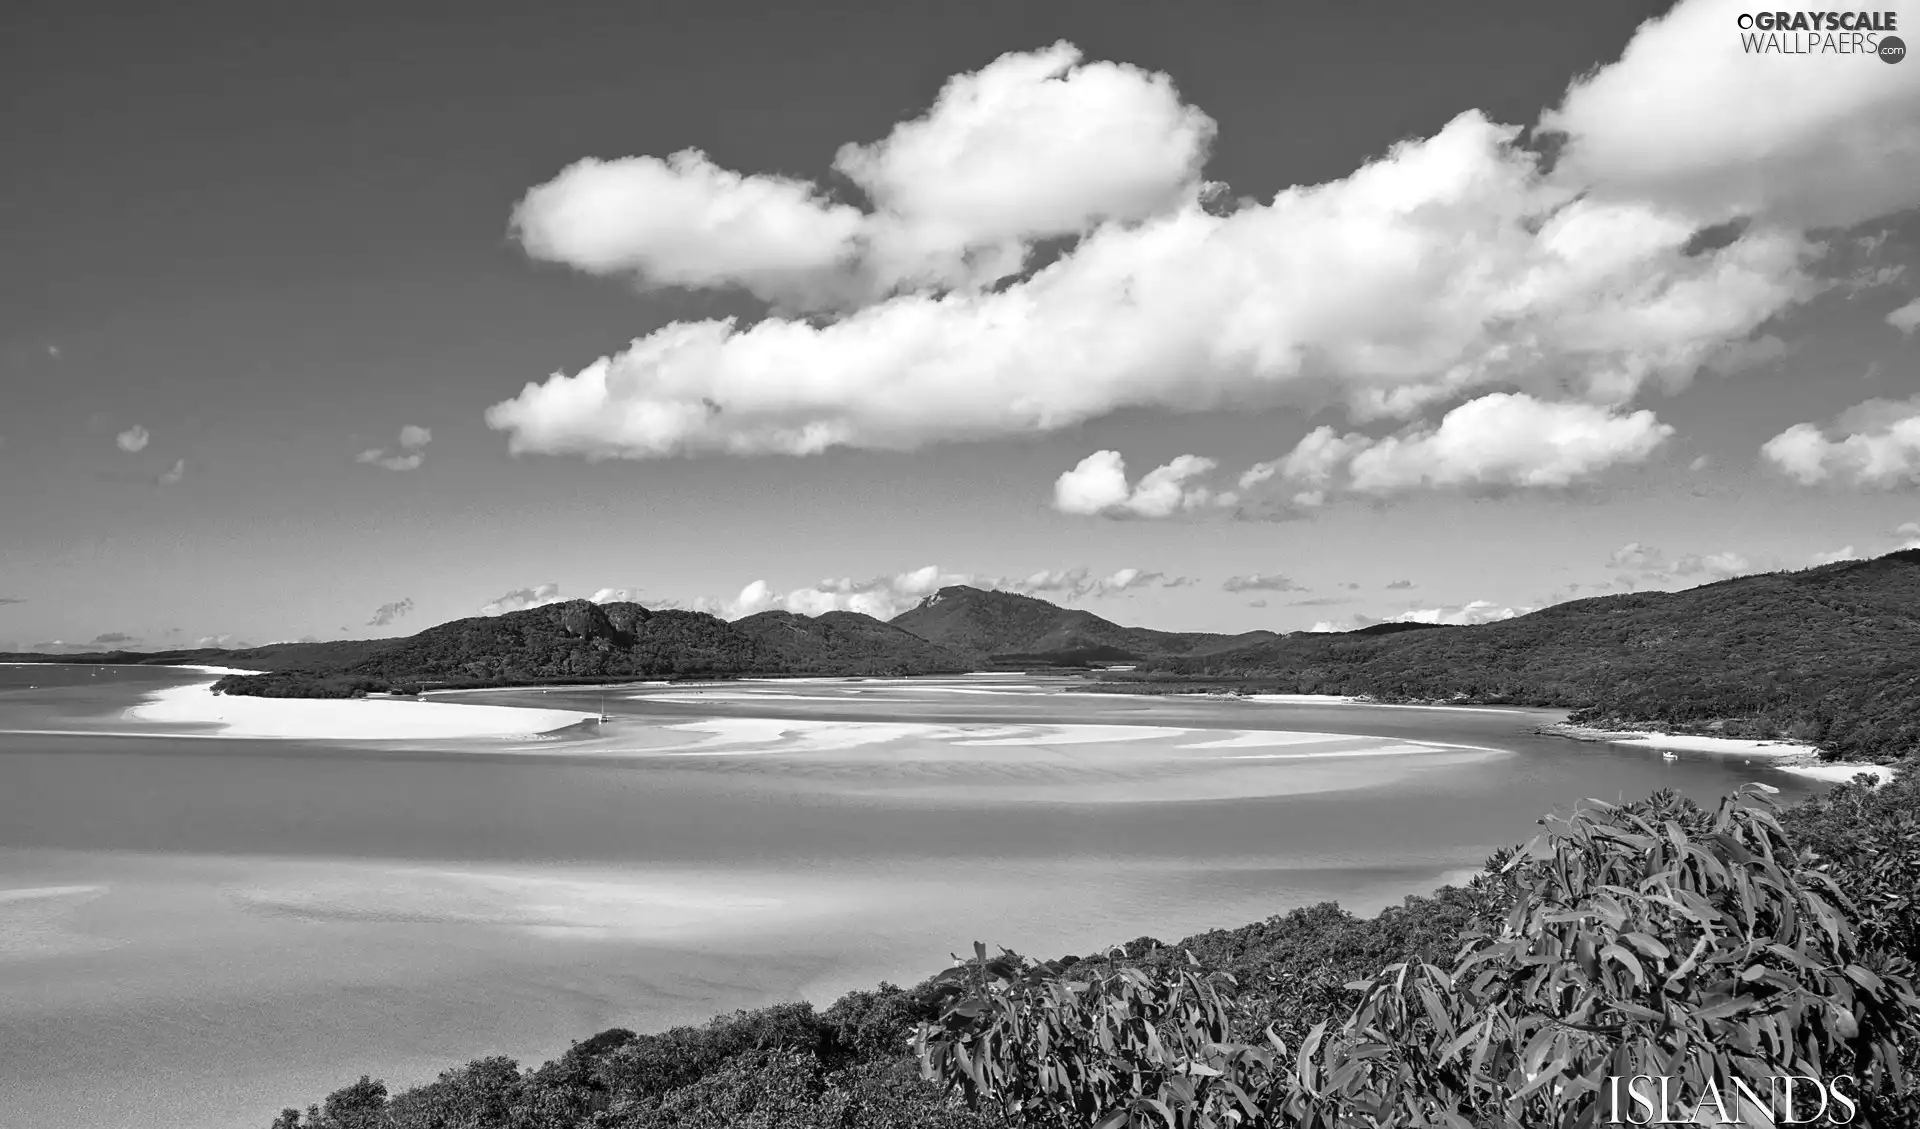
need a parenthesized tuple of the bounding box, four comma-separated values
(121, 679, 594, 741)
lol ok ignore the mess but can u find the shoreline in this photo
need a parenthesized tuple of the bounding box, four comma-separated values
(1541, 722, 1892, 786)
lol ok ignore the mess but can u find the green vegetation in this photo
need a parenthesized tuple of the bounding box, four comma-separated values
(267, 768, 1920, 1127)
(890, 586, 1280, 664)
(1114, 551, 1920, 764)
(207, 600, 971, 697)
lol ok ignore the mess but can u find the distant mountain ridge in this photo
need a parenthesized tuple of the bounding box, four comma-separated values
(128, 600, 977, 697)
(13, 554, 1920, 764)
(1130, 550, 1920, 762)
(888, 585, 1281, 663)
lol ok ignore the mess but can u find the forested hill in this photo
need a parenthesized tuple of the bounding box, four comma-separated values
(205, 600, 971, 697)
(1127, 550, 1920, 762)
(888, 585, 1279, 663)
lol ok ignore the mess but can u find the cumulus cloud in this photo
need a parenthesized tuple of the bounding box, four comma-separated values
(91, 632, 137, 645)
(479, 584, 563, 615)
(691, 563, 1175, 621)
(1810, 546, 1861, 566)
(1053, 451, 1232, 517)
(1013, 566, 1168, 599)
(1670, 551, 1753, 579)
(1308, 599, 1527, 632)
(1238, 394, 1671, 510)
(367, 598, 415, 627)
(357, 425, 433, 471)
(1394, 601, 1529, 626)
(195, 634, 242, 648)
(1763, 395, 1920, 487)
(1221, 573, 1304, 593)
(511, 42, 1212, 310)
(157, 459, 186, 486)
(1071, 394, 1670, 521)
(1539, 0, 1920, 229)
(116, 425, 150, 453)
(1343, 396, 1671, 492)
(1888, 298, 1920, 335)
(1895, 521, 1920, 550)
(1385, 579, 1413, 589)
(1607, 541, 1668, 570)
(704, 565, 956, 621)
(489, 4, 1896, 462)
(1606, 542, 1756, 583)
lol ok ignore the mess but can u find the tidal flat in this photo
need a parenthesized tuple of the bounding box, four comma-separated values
(0, 667, 1823, 1129)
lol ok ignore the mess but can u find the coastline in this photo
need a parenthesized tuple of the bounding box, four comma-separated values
(1541, 722, 1892, 786)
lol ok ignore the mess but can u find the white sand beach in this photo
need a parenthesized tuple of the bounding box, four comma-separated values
(1547, 724, 1892, 786)
(123, 679, 595, 741)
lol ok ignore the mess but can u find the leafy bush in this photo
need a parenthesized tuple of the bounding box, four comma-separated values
(919, 785, 1920, 1127)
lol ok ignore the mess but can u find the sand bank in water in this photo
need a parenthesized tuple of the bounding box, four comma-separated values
(124, 679, 594, 741)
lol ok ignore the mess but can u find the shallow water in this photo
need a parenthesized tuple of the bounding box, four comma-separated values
(0, 667, 1823, 1129)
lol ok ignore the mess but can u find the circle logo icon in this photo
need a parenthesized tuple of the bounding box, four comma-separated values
(1882, 35, 1907, 63)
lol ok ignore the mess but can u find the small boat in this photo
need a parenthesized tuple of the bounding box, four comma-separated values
(1661, 750, 1679, 761)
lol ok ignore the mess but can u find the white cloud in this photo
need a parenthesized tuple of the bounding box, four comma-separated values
(1810, 546, 1860, 566)
(512, 150, 868, 309)
(696, 563, 1171, 621)
(1053, 450, 1231, 518)
(1234, 395, 1670, 511)
(357, 425, 433, 471)
(1607, 541, 1667, 571)
(511, 43, 1212, 311)
(116, 425, 149, 453)
(1391, 601, 1528, 626)
(712, 565, 967, 621)
(1604, 542, 1756, 584)
(367, 598, 415, 627)
(1070, 395, 1668, 522)
(1308, 599, 1527, 632)
(1763, 395, 1920, 487)
(489, 10, 1878, 462)
(1669, 551, 1753, 579)
(1539, 0, 1920, 229)
(157, 459, 185, 486)
(479, 583, 564, 615)
(1221, 573, 1303, 593)
(589, 587, 642, 604)
(1888, 298, 1920, 335)
(1894, 521, 1920, 550)
(1344, 394, 1672, 492)
(357, 450, 423, 471)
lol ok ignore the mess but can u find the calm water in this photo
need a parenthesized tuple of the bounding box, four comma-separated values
(0, 666, 1823, 1129)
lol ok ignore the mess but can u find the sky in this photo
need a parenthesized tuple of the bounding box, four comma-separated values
(3, 0, 1919, 650)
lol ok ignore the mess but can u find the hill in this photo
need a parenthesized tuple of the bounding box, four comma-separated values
(888, 585, 1278, 663)
(207, 600, 971, 696)
(1127, 550, 1920, 762)
(729, 610, 970, 675)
